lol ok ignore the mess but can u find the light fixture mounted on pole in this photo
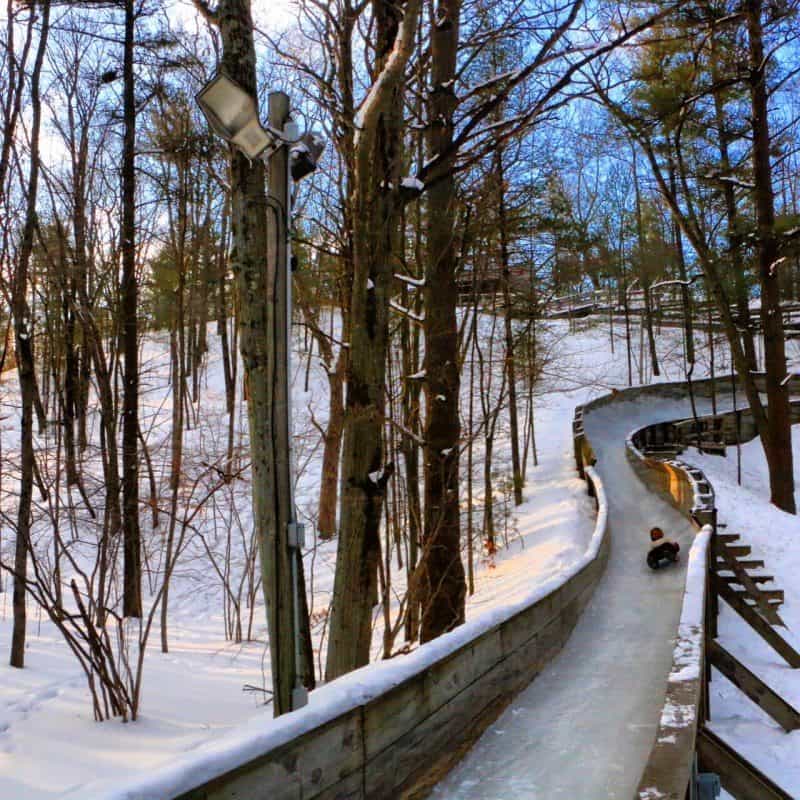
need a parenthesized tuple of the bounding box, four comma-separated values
(196, 71, 324, 713)
(196, 71, 315, 162)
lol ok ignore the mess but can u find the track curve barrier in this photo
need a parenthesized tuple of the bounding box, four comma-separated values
(578, 374, 800, 800)
(133, 437, 611, 799)
(574, 380, 716, 799)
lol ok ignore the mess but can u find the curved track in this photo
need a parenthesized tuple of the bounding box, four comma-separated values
(435, 391, 730, 800)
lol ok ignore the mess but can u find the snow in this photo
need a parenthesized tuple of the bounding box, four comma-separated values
(0, 317, 611, 797)
(4, 312, 800, 798)
(468, 69, 521, 94)
(667, 526, 711, 685)
(393, 272, 425, 288)
(435, 329, 728, 798)
(389, 299, 424, 322)
(684, 430, 800, 797)
(400, 176, 425, 192)
(436, 392, 696, 797)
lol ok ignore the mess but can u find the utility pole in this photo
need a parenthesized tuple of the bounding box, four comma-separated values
(266, 91, 307, 711)
(196, 68, 323, 713)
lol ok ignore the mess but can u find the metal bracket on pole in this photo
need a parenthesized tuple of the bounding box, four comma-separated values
(691, 754, 721, 800)
(288, 521, 305, 550)
(292, 685, 308, 710)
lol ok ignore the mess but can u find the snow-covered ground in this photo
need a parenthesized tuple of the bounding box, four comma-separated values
(686, 431, 800, 798)
(2, 311, 798, 798)
(0, 315, 638, 798)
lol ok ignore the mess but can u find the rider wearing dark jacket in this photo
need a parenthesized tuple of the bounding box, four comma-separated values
(647, 527, 679, 567)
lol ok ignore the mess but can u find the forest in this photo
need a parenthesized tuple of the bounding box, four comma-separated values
(2, 0, 800, 795)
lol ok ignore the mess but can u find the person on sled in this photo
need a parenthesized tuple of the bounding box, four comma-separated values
(647, 526, 680, 570)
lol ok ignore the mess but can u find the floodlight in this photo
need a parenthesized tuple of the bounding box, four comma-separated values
(290, 132, 326, 181)
(196, 72, 273, 160)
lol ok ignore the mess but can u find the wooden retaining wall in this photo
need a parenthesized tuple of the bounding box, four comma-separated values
(170, 473, 610, 800)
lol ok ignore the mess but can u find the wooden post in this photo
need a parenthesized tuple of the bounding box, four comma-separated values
(708, 640, 800, 732)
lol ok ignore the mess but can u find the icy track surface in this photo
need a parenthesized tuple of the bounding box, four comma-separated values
(435, 392, 727, 800)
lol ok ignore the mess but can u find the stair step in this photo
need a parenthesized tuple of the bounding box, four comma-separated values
(716, 559, 765, 570)
(718, 574, 774, 585)
(723, 545, 752, 558)
(717, 533, 741, 544)
(734, 589, 784, 604)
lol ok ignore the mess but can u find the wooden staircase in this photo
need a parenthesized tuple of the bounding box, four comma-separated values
(701, 529, 800, 798)
(713, 533, 785, 627)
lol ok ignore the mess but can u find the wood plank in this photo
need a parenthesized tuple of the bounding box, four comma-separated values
(365, 627, 503, 760)
(716, 578, 800, 666)
(708, 640, 800, 732)
(716, 559, 765, 570)
(718, 574, 774, 585)
(174, 708, 363, 800)
(720, 544, 752, 559)
(717, 533, 741, 544)
(364, 648, 526, 798)
(715, 547, 782, 621)
(697, 726, 793, 800)
(735, 589, 784, 604)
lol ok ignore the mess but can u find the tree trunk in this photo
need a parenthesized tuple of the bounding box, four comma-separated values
(10, 0, 49, 669)
(419, 0, 466, 643)
(497, 150, 523, 506)
(121, 0, 142, 618)
(668, 163, 694, 366)
(326, 0, 421, 679)
(633, 147, 659, 378)
(161, 154, 188, 653)
(746, 0, 795, 513)
(709, 31, 757, 372)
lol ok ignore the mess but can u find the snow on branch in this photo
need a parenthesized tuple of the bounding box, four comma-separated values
(394, 272, 426, 288)
(353, 0, 422, 150)
(388, 417, 425, 446)
(769, 257, 787, 276)
(650, 275, 702, 291)
(401, 176, 425, 192)
(704, 173, 755, 189)
(390, 300, 425, 323)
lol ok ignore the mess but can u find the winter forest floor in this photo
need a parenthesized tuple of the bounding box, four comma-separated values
(1, 314, 800, 797)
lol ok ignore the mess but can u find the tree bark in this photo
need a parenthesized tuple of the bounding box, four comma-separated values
(709, 30, 756, 372)
(746, 0, 795, 513)
(497, 149, 523, 506)
(668, 163, 694, 366)
(121, 0, 142, 617)
(419, 0, 466, 643)
(10, 0, 50, 669)
(326, 0, 421, 679)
